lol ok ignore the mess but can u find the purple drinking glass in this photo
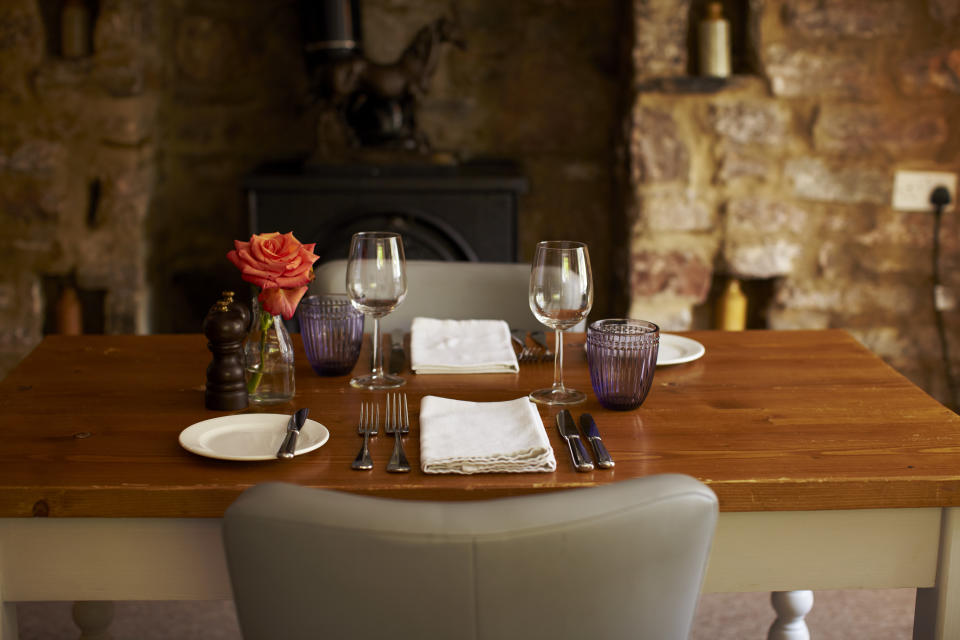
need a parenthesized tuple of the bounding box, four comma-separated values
(586, 319, 659, 411)
(299, 294, 364, 376)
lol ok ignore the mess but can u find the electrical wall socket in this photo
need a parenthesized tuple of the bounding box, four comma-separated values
(892, 170, 957, 212)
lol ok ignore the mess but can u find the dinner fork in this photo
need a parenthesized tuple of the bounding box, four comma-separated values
(530, 330, 554, 362)
(385, 393, 411, 473)
(351, 402, 378, 471)
(511, 330, 539, 363)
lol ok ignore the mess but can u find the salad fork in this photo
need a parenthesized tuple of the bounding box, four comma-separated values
(385, 393, 411, 473)
(351, 402, 378, 470)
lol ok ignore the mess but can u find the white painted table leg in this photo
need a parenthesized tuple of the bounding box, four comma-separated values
(914, 507, 960, 639)
(72, 601, 114, 640)
(768, 590, 814, 640)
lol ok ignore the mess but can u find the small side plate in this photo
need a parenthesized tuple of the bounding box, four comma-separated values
(657, 334, 706, 367)
(179, 413, 329, 461)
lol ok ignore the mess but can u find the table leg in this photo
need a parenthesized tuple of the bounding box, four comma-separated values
(768, 590, 813, 640)
(72, 601, 114, 640)
(914, 507, 960, 639)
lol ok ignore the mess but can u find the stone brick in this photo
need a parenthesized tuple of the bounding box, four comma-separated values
(842, 282, 927, 315)
(766, 308, 831, 331)
(630, 249, 712, 302)
(813, 105, 949, 155)
(0, 2, 43, 82)
(852, 245, 929, 274)
(627, 297, 692, 331)
(630, 106, 689, 184)
(175, 15, 243, 83)
(763, 44, 884, 100)
(639, 188, 713, 231)
(4, 140, 65, 174)
(928, 0, 960, 24)
(855, 211, 935, 249)
(708, 100, 789, 146)
(897, 48, 960, 97)
(786, 157, 889, 205)
(96, 96, 158, 146)
(714, 146, 771, 184)
(775, 281, 843, 311)
(726, 198, 808, 235)
(782, 0, 908, 38)
(633, 0, 690, 80)
(724, 239, 802, 278)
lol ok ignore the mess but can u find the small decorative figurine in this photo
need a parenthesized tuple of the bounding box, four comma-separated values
(202, 293, 249, 411)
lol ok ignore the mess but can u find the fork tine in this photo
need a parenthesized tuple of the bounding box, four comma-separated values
(373, 402, 380, 435)
(401, 393, 409, 434)
(357, 402, 365, 434)
(385, 393, 393, 434)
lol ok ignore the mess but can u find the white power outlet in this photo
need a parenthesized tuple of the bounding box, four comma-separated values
(892, 170, 957, 212)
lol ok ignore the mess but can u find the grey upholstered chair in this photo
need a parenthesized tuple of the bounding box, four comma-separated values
(311, 258, 537, 332)
(222, 474, 718, 640)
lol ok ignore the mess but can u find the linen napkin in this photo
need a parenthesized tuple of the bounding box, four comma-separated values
(410, 317, 520, 374)
(419, 395, 557, 474)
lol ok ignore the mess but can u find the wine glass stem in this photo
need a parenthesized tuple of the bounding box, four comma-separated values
(552, 328, 566, 393)
(371, 316, 383, 378)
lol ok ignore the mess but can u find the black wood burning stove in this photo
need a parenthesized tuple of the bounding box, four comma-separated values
(245, 161, 526, 264)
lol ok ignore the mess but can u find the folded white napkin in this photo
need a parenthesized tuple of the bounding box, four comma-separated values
(420, 396, 557, 474)
(410, 317, 519, 374)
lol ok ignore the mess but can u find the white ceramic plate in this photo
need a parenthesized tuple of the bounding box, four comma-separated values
(657, 334, 706, 367)
(179, 413, 329, 461)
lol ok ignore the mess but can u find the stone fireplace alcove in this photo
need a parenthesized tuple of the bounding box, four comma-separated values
(1, 0, 959, 412)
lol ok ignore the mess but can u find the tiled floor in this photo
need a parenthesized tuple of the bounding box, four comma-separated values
(16, 588, 917, 639)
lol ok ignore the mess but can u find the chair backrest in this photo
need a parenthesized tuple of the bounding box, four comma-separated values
(310, 259, 537, 332)
(223, 474, 718, 640)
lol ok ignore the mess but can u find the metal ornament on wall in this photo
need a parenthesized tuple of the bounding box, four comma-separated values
(302, 2, 466, 153)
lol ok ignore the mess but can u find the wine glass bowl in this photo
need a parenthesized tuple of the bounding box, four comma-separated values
(346, 232, 407, 390)
(528, 240, 593, 405)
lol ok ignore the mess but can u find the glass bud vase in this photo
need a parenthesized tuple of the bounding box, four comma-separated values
(244, 299, 295, 404)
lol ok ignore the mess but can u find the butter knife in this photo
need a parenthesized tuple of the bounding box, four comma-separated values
(579, 413, 614, 469)
(556, 410, 594, 472)
(388, 330, 405, 375)
(277, 407, 309, 459)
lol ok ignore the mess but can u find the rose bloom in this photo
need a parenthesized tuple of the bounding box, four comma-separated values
(227, 232, 319, 319)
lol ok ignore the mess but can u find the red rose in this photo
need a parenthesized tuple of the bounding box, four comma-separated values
(227, 232, 319, 319)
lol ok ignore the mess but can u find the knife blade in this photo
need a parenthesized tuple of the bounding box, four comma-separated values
(579, 413, 614, 469)
(277, 407, 310, 459)
(388, 330, 405, 375)
(556, 410, 594, 472)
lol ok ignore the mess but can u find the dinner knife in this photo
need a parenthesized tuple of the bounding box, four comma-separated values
(277, 407, 309, 459)
(388, 330, 405, 375)
(579, 413, 614, 469)
(556, 410, 594, 472)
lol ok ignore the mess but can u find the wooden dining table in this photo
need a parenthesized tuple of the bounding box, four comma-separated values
(1, 329, 960, 639)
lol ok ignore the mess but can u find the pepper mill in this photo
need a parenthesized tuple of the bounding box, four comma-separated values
(202, 294, 249, 410)
(222, 290, 251, 332)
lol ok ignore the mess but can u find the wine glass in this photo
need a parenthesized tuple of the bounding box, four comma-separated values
(528, 240, 593, 405)
(346, 231, 407, 390)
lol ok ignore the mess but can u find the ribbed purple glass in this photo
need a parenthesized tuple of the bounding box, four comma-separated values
(586, 319, 659, 411)
(298, 295, 364, 376)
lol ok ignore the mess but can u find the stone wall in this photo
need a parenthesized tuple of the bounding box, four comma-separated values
(628, 0, 960, 406)
(0, 0, 159, 372)
(0, 0, 623, 378)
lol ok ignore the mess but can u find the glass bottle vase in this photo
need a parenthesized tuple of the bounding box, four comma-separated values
(244, 300, 295, 404)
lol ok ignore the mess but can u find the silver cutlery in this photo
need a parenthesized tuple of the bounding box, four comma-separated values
(388, 330, 406, 375)
(351, 402, 378, 470)
(556, 409, 593, 472)
(385, 392, 411, 473)
(511, 329, 539, 363)
(579, 413, 614, 469)
(277, 407, 310, 459)
(530, 330, 554, 362)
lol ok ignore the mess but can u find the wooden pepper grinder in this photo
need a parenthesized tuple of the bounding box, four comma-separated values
(202, 293, 249, 410)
